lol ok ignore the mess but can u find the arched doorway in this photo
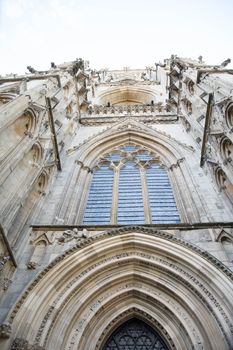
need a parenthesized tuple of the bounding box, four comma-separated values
(102, 318, 169, 350)
(3, 228, 233, 350)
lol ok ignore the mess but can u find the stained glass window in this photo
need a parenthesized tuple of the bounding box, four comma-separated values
(118, 161, 144, 224)
(83, 145, 180, 225)
(146, 165, 180, 224)
(83, 166, 114, 224)
(103, 318, 169, 350)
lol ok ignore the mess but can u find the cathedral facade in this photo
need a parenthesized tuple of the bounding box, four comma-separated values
(0, 56, 233, 349)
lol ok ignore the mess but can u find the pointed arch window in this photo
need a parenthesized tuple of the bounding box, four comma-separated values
(103, 318, 169, 350)
(83, 144, 180, 225)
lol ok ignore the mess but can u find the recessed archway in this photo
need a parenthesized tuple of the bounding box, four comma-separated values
(2, 228, 233, 350)
(102, 318, 169, 350)
(95, 86, 158, 105)
(68, 120, 201, 224)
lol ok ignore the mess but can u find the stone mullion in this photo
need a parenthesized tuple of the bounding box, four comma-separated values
(140, 167, 151, 224)
(111, 169, 119, 224)
(73, 167, 93, 224)
(54, 161, 81, 222)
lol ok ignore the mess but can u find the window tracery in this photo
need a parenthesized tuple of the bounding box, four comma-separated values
(103, 318, 169, 350)
(83, 144, 180, 225)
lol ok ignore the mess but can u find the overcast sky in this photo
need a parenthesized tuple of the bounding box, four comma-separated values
(0, 0, 233, 75)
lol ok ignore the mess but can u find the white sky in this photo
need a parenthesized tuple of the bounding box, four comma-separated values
(0, 0, 233, 75)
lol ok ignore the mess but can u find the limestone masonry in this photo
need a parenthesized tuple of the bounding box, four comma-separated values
(0, 56, 233, 349)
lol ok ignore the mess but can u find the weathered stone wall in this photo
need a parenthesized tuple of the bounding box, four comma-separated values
(0, 58, 232, 349)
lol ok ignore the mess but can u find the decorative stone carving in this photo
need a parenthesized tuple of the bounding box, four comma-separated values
(216, 229, 233, 243)
(8, 226, 233, 327)
(87, 103, 170, 117)
(30, 231, 55, 246)
(27, 261, 37, 270)
(10, 338, 45, 350)
(169, 157, 185, 170)
(11, 338, 28, 350)
(95, 307, 175, 350)
(0, 323, 12, 338)
(24, 131, 33, 138)
(57, 228, 89, 244)
(2, 277, 12, 291)
(0, 255, 10, 272)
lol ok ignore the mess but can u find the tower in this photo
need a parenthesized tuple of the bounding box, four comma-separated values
(0, 57, 233, 349)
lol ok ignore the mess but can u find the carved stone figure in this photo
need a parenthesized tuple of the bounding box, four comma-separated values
(0, 323, 11, 338)
(57, 228, 89, 243)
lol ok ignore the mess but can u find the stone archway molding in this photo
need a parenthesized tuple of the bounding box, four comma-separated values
(1, 227, 233, 350)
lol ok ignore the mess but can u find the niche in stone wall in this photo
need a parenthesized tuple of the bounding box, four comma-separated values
(8, 170, 50, 248)
(184, 79, 195, 95)
(181, 116, 191, 132)
(225, 102, 233, 129)
(181, 97, 192, 114)
(216, 229, 233, 264)
(0, 142, 43, 223)
(0, 109, 36, 160)
(219, 136, 233, 166)
(0, 92, 18, 106)
(221, 237, 233, 262)
(66, 102, 73, 119)
(96, 86, 157, 106)
(214, 166, 233, 205)
(28, 240, 47, 269)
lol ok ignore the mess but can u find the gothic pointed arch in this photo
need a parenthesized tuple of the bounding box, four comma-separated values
(62, 119, 204, 224)
(102, 317, 169, 350)
(96, 308, 174, 350)
(2, 227, 233, 350)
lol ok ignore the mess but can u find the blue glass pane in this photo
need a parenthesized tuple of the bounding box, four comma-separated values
(146, 165, 180, 224)
(121, 145, 138, 152)
(83, 166, 113, 224)
(118, 161, 145, 224)
(106, 153, 122, 161)
(136, 154, 153, 161)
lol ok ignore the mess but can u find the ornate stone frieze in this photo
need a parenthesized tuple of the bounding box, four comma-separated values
(11, 338, 45, 350)
(87, 103, 171, 117)
(11, 338, 28, 350)
(56, 228, 89, 244)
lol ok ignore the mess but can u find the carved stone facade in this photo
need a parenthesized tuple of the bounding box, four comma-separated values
(0, 57, 233, 349)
